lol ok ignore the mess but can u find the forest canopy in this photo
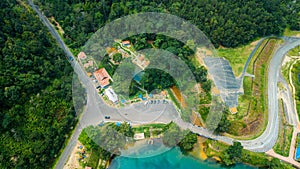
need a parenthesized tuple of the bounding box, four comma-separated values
(0, 1, 85, 168)
(35, 0, 300, 49)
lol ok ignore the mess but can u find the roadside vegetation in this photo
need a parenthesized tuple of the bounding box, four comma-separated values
(78, 122, 134, 169)
(204, 139, 294, 168)
(225, 38, 281, 138)
(78, 126, 111, 169)
(162, 122, 198, 153)
(280, 45, 300, 120)
(217, 40, 260, 76)
(283, 28, 300, 37)
(273, 99, 293, 157)
(291, 58, 300, 119)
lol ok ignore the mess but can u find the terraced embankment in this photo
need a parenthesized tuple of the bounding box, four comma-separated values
(228, 38, 280, 138)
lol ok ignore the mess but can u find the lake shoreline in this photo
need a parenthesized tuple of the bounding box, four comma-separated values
(108, 138, 256, 169)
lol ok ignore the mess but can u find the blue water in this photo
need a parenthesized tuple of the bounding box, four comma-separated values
(109, 145, 256, 169)
(295, 147, 300, 160)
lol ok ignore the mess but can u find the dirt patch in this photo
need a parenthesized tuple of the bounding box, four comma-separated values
(195, 47, 212, 66)
(64, 141, 86, 169)
(250, 39, 260, 46)
(190, 111, 203, 127)
(189, 136, 208, 160)
(170, 86, 187, 108)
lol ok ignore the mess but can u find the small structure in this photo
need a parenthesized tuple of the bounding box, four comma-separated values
(78, 52, 87, 60)
(230, 107, 238, 114)
(134, 133, 145, 140)
(161, 91, 167, 98)
(94, 68, 112, 88)
(105, 87, 118, 103)
(85, 167, 92, 169)
(122, 40, 131, 47)
(87, 72, 92, 77)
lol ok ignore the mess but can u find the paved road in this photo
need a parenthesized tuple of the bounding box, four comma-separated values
(279, 73, 298, 126)
(28, 0, 300, 167)
(238, 37, 300, 152)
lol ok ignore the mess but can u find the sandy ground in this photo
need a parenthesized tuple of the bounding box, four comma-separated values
(63, 142, 83, 169)
(250, 39, 260, 46)
(189, 136, 208, 160)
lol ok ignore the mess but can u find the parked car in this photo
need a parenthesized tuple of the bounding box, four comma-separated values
(104, 116, 110, 119)
(68, 56, 74, 61)
(96, 86, 101, 89)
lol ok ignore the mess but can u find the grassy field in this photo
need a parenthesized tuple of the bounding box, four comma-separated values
(217, 39, 260, 76)
(132, 123, 166, 138)
(226, 38, 281, 138)
(280, 45, 300, 119)
(283, 28, 300, 37)
(273, 99, 293, 157)
(166, 88, 181, 109)
(288, 45, 300, 56)
(204, 139, 293, 168)
(292, 60, 300, 119)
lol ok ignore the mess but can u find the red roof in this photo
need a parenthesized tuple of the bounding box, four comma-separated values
(93, 68, 112, 87)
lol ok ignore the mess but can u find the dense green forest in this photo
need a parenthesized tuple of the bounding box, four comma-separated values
(0, 1, 85, 168)
(0, 0, 299, 168)
(35, 0, 299, 49)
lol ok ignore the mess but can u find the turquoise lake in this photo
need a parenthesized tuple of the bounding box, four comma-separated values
(109, 142, 256, 169)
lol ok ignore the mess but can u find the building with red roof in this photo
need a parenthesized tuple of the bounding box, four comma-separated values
(93, 68, 112, 88)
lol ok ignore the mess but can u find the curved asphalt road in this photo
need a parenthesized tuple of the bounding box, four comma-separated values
(28, 0, 300, 167)
(238, 37, 300, 152)
(279, 73, 298, 126)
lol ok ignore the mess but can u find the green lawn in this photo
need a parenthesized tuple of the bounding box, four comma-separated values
(217, 40, 260, 76)
(132, 123, 166, 138)
(205, 139, 293, 168)
(283, 28, 300, 37)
